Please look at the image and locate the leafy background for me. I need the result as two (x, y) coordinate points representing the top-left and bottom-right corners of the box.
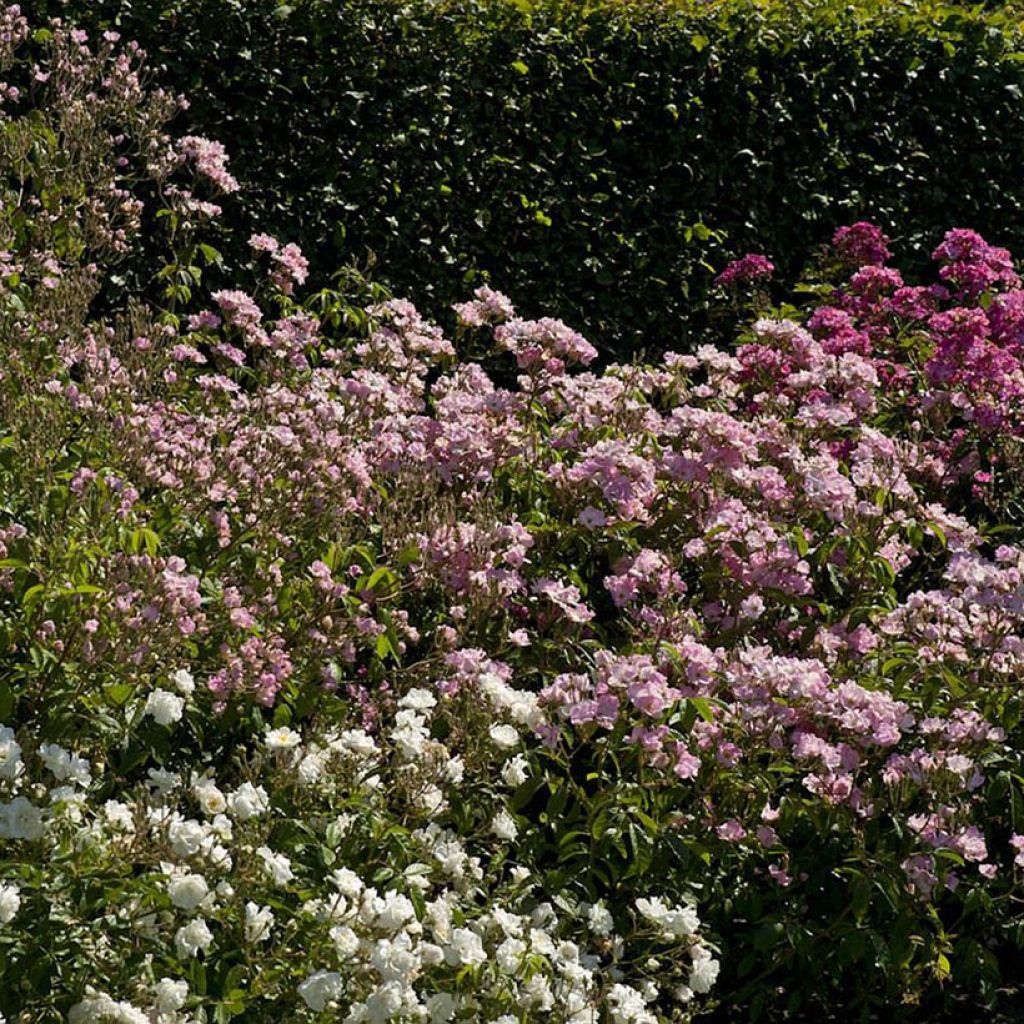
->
(45, 0), (1024, 355)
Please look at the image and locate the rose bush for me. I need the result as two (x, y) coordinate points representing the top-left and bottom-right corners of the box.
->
(4, 8), (1024, 1023)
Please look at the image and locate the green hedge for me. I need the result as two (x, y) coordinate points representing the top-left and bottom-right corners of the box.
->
(46, 0), (1024, 354)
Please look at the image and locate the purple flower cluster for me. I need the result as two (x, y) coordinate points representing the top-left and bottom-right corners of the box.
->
(715, 252), (775, 288)
(832, 221), (891, 268)
(933, 227), (1020, 299)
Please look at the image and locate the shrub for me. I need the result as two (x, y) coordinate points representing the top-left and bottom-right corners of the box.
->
(7, 8), (1024, 1023)
(36, 0), (1024, 356)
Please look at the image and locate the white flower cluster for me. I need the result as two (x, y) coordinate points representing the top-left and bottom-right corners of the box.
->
(68, 978), (189, 1024)
(0, 882), (20, 924)
(0, 674), (718, 1023)
(0, 732), (92, 840)
(296, 878), (713, 1023)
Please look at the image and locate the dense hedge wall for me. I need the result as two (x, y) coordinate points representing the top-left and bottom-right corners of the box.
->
(47, 0), (1024, 354)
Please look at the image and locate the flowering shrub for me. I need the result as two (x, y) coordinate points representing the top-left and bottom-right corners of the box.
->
(3, 692), (718, 1022)
(5, 9), (1024, 1023)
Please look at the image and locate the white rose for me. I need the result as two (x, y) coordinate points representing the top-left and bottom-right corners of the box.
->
(148, 768), (181, 793)
(501, 754), (529, 788)
(330, 867), (363, 899)
(330, 924), (359, 957)
(522, 973), (554, 1011)
(50, 786), (87, 822)
(167, 873), (209, 911)
(297, 748), (327, 785)
(227, 782), (269, 821)
(373, 891), (415, 933)
(587, 901), (614, 936)
(674, 984), (695, 1004)
(153, 978), (188, 1013)
(69, 993), (149, 1024)
(390, 709), (429, 760)
(426, 992), (457, 1023)
(496, 936), (527, 972)
(265, 726), (301, 751)
(298, 970), (343, 1012)
(256, 846), (293, 887)
(417, 784), (445, 814)
(103, 800), (135, 832)
(171, 668), (196, 695)
(488, 724), (519, 749)
(689, 948), (720, 994)
(145, 688), (185, 726)
(39, 743), (91, 786)
(491, 809), (519, 842)
(420, 942), (445, 966)
(445, 927), (487, 967)
(174, 917), (213, 958)
(211, 813), (234, 839)
(490, 907), (523, 938)
(335, 729), (377, 758)
(205, 839), (232, 873)
(364, 980), (405, 1018)
(636, 895), (699, 939)
(398, 688), (436, 711)
(0, 726), (23, 780)
(192, 781), (227, 816)
(244, 901), (274, 943)
(0, 882), (20, 923)
(0, 797), (45, 841)
(38, 742), (70, 777)
(168, 818), (205, 857)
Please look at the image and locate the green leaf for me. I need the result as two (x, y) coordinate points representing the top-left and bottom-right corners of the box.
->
(104, 684), (134, 708)
(366, 566), (396, 591)
(688, 697), (716, 723)
(199, 243), (223, 266)
(375, 631), (396, 662)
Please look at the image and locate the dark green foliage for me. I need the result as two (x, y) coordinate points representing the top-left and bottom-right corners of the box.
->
(45, 0), (1024, 354)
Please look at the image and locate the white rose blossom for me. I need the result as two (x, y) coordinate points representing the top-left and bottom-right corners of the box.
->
(144, 689), (185, 727)
(0, 882), (20, 924)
